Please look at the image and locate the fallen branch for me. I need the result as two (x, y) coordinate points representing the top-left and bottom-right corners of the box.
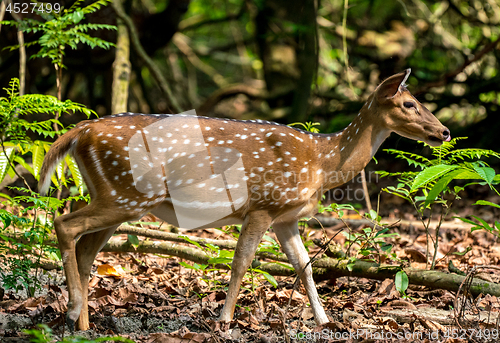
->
(306, 216), (472, 231)
(102, 237), (500, 297)
(114, 225), (290, 262)
(311, 258), (500, 297)
(116, 224), (237, 249)
(102, 238), (291, 274)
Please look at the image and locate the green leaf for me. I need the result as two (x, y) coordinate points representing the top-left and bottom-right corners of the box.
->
(452, 170), (482, 180)
(452, 247), (472, 256)
(474, 200), (500, 209)
(207, 257), (233, 265)
(0, 209), (13, 228)
(470, 215), (493, 231)
(65, 155), (83, 195)
(454, 216), (478, 226)
(181, 236), (203, 250)
(127, 234), (139, 245)
(375, 227), (389, 237)
(368, 209), (378, 221)
(72, 11), (84, 23)
(55, 159), (65, 186)
(262, 234), (277, 244)
(179, 261), (200, 270)
(411, 164), (458, 192)
(204, 243), (220, 252)
(13, 155), (34, 176)
(380, 244), (393, 252)
(395, 270), (409, 294)
(424, 168), (466, 207)
(0, 147), (15, 184)
(31, 141), (46, 180)
(218, 250), (234, 258)
(472, 164), (496, 185)
(253, 269), (278, 288)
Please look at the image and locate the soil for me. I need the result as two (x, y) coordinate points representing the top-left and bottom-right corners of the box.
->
(0, 182), (499, 342)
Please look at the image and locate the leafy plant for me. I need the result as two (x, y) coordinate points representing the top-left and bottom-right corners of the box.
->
(2, 0), (116, 101)
(378, 137), (500, 269)
(179, 227), (278, 291)
(0, 78), (92, 194)
(395, 270), (409, 298)
(318, 202), (400, 265)
(456, 200), (500, 236)
(0, 186), (88, 296)
(289, 121), (321, 133)
(0, 78), (93, 295)
(25, 324), (134, 342)
(0, 0), (115, 317)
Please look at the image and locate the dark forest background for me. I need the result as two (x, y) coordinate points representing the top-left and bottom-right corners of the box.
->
(1, 0), (499, 157)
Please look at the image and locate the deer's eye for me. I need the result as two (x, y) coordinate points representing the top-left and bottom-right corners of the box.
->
(403, 101), (416, 109)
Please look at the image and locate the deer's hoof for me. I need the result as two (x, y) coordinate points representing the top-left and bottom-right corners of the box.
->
(66, 316), (76, 333)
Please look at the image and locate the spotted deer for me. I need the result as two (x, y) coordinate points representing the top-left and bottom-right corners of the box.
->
(39, 69), (450, 330)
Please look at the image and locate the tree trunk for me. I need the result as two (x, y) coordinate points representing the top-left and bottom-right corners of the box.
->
(111, 8), (131, 115)
(254, 0), (318, 123)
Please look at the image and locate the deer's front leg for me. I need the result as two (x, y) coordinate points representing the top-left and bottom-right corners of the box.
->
(219, 211), (273, 322)
(273, 220), (329, 325)
(75, 226), (118, 331)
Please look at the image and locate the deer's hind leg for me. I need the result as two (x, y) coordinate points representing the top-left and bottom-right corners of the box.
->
(54, 201), (138, 331)
(75, 225), (118, 330)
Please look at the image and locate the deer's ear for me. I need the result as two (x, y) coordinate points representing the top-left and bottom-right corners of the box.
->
(376, 69), (411, 99)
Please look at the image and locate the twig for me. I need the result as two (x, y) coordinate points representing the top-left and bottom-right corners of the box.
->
(360, 169), (372, 211)
(454, 265), (500, 329)
(431, 205), (446, 269)
(17, 30), (26, 96)
(5, 230), (500, 298)
(342, 0), (356, 99)
(418, 36), (500, 92)
(126, 223), (292, 260)
(172, 33), (228, 87)
(179, 6), (245, 32)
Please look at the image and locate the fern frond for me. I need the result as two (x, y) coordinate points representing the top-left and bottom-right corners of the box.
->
(444, 148), (500, 163)
(383, 149), (431, 167)
(66, 0), (86, 13)
(81, 0), (112, 14)
(429, 137), (467, 158)
(71, 23), (117, 32)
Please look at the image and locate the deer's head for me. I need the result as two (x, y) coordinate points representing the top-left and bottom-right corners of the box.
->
(373, 69), (450, 146)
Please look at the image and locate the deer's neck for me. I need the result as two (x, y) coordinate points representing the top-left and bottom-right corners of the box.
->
(319, 107), (390, 189)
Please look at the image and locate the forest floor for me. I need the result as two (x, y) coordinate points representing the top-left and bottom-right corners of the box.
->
(1, 187), (500, 343)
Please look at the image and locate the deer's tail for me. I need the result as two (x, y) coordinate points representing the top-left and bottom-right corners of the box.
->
(38, 125), (85, 195)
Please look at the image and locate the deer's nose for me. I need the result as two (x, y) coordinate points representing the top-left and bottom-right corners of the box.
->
(443, 128), (451, 142)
